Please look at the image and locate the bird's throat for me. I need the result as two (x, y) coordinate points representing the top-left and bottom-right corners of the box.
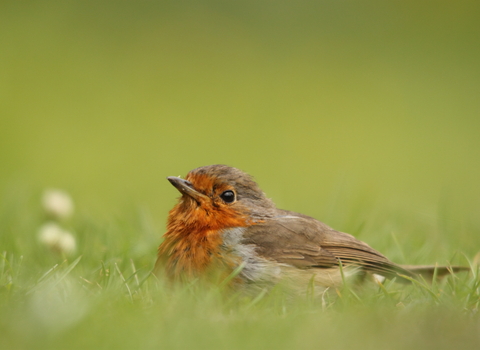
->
(157, 226), (224, 279)
(156, 204), (249, 279)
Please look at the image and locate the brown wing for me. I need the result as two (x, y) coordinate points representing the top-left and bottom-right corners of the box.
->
(242, 210), (414, 280)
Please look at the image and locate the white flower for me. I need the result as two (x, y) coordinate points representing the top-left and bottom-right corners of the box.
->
(38, 222), (77, 255)
(372, 274), (386, 284)
(42, 189), (74, 219)
(57, 231), (76, 255)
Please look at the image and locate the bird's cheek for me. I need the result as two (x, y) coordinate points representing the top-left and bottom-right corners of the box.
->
(220, 207), (251, 227)
(181, 195), (205, 209)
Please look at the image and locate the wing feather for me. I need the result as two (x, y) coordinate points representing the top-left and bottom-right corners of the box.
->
(242, 211), (413, 280)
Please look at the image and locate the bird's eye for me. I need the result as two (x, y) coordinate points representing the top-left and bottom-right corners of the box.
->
(220, 190), (235, 203)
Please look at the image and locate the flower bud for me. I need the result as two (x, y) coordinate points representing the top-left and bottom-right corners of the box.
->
(38, 222), (77, 255)
(42, 189), (74, 219)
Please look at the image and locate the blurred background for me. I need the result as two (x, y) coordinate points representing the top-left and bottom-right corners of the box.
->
(1, 0), (479, 256)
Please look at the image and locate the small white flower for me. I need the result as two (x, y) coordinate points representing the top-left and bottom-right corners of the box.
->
(42, 189), (74, 219)
(38, 222), (63, 244)
(57, 231), (77, 255)
(372, 274), (386, 284)
(38, 222), (77, 255)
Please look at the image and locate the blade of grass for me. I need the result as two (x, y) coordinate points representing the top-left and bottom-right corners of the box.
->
(50, 255), (82, 289)
(246, 288), (269, 310)
(115, 262), (133, 302)
(338, 261), (361, 303)
(397, 273), (439, 303)
(218, 262), (246, 290)
(130, 259), (140, 287)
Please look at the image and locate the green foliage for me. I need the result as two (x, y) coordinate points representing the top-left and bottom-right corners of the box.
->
(1, 193), (480, 350)
(1, 0), (480, 348)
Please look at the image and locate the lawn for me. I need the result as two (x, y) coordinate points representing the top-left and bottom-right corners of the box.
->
(1, 187), (479, 350)
(1, 1), (480, 349)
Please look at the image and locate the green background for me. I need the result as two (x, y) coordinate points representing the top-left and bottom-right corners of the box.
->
(1, 1), (480, 349)
(2, 0), (479, 219)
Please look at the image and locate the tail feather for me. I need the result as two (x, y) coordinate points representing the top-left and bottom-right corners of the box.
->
(400, 265), (470, 279)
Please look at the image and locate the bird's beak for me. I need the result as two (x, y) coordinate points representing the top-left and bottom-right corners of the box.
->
(167, 176), (208, 202)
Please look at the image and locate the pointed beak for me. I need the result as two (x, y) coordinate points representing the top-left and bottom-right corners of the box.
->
(167, 176), (208, 202)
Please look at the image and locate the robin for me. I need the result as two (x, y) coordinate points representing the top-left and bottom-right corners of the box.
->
(155, 165), (467, 293)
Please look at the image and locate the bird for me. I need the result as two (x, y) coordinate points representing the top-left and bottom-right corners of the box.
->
(155, 164), (468, 294)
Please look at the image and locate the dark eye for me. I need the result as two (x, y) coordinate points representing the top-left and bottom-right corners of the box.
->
(220, 190), (235, 203)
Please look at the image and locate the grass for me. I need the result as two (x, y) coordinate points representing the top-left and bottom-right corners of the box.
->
(1, 1), (480, 348)
(1, 190), (479, 350)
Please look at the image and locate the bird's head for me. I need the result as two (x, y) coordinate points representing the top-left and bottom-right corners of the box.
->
(166, 165), (276, 231)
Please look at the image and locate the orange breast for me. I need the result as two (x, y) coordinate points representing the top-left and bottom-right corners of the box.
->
(159, 230), (223, 277)
(155, 199), (250, 280)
